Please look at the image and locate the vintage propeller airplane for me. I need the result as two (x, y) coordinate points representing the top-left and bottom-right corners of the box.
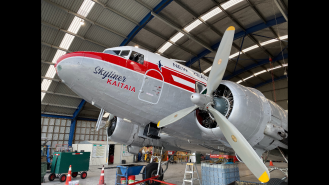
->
(55, 26), (287, 183)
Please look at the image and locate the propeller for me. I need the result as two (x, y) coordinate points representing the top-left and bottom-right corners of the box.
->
(157, 26), (270, 183)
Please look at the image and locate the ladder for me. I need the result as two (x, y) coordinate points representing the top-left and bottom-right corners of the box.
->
(182, 163), (201, 185)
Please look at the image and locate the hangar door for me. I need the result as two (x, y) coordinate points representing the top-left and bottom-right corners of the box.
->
(138, 69), (164, 104)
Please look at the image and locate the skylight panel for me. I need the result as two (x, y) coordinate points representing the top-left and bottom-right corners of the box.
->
(59, 34), (75, 50)
(51, 50), (67, 64)
(267, 65), (281, 71)
(229, 52), (240, 59)
(279, 35), (288, 40)
(67, 17), (83, 34)
(201, 7), (222, 21)
(244, 75), (254, 81)
(254, 70), (266, 76)
(103, 112), (110, 118)
(282, 63), (288, 67)
(222, 0), (244, 10)
(242, 45), (259, 53)
(158, 42), (172, 53)
(260, 39), (278, 46)
(77, 0), (95, 17)
(170, 32), (184, 43)
(184, 19), (202, 32)
(236, 80), (242, 83)
(203, 66), (212, 74)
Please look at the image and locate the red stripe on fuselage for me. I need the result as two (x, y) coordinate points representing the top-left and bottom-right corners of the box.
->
(56, 52), (206, 92)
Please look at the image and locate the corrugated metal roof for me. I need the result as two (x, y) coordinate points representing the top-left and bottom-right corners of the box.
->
(43, 105), (76, 116)
(49, 0), (83, 12)
(84, 25), (125, 48)
(42, 1), (70, 29)
(105, 0), (151, 22)
(52, 82), (79, 96)
(43, 94), (82, 108)
(159, 1), (194, 28)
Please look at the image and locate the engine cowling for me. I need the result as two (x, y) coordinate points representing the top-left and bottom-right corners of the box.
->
(195, 80), (288, 148)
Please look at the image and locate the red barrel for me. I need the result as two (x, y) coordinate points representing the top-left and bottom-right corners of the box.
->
(128, 175), (135, 184)
(121, 177), (126, 184)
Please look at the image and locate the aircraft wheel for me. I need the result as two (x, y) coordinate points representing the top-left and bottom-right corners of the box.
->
(267, 178), (288, 185)
(142, 163), (163, 185)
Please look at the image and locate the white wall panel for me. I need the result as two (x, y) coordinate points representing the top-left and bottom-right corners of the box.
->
(73, 120), (106, 144)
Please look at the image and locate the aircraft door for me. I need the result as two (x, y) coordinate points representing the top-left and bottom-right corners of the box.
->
(138, 69), (164, 104)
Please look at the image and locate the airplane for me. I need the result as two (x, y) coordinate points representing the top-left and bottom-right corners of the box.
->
(54, 26), (288, 184)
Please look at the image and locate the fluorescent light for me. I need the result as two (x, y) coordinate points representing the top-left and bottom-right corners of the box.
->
(279, 35), (288, 40)
(201, 7), (222, 21)
(80, 20), (84, 25)
(236, 80), (242, 84)
(170, 32), (184, 43)
(134, 45), (139, 48)
(242, 45), (259, 52)
(184, 19), (202, 32)
(282, 63), (288, 67)
(158, 42), (172, 53)
(222, 0), (244, 9)
(203, 67), (212, 74)
(268, 65), (281, 71)
(254, 70), (266, 76)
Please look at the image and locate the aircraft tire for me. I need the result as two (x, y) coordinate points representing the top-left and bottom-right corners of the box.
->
(267, 178), (288, 185)
(142, 163), (164, 185)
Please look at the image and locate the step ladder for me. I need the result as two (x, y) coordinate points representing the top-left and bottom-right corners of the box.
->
(182, 163), (201, 185)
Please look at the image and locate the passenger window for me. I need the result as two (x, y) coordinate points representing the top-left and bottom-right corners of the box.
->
(104, 50), (121, 55)
(120, 50), (130, 57)
(129, 51), (144, 65)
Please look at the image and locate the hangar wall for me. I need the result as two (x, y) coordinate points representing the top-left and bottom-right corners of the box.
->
(256, 79), (288, 110)
(41, 117), (71, 155)
(73, 120), (107, 144)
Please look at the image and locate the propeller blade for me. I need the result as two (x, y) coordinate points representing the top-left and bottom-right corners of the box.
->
(207, 106), (270, 183)
(157, 105), (198, 128)
(206, 26), (235, 96)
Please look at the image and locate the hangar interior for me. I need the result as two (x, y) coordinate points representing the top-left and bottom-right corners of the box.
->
(41, 0), (288, 184)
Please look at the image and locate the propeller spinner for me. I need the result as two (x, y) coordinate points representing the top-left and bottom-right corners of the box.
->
(157, 26), (270, 183)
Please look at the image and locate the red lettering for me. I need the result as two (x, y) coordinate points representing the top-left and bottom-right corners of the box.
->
(107, 79), (112, 84)
(124, 85), (129, 90)
(120, 83), (124, 88)
(131, 87), (135, 92)
(112, 81), (117, 86)
(118, 82), (120, 87)
(129, 86), (131, 90)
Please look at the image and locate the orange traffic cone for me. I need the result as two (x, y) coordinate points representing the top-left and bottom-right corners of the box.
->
(97, 165), (106, 185)
(269, 160), (274, 166)
(65, 165), (72, 185)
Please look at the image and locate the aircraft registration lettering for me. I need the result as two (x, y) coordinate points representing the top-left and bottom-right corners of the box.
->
(193, 71), (208, 81)
(107, 79), (135, 92)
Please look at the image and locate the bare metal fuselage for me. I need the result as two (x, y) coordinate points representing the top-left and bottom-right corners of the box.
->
(56, 46), (287, 158)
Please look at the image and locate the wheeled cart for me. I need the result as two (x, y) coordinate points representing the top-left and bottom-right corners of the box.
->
(48, 151), (90, 182)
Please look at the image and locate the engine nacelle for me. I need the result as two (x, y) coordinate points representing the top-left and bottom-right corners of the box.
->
(108, 117), (163, 148)
(195, 80), (288, 148)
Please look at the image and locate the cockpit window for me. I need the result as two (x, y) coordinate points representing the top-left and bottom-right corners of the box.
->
(104, 50), (121, 55)
(129, 51), (144, 65)
(120, 50), (130, 56)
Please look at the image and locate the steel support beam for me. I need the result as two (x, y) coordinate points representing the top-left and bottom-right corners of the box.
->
(41, 114), (73, 119)
(41, 60), (55, 65)
(76, 117), (98, 122)
(253, 75), (288, 88)
(41, 103), (77, 109)
(41, 90), (81, 99)
(185, 16), (286, 66)
(41, 76), (61, 82)
(42, 21), (108, 48)
(150, 11), (215, 52)
(42, 0), (127, 38)
(120, 0), (173, 46)
(274, 0), (288, 22)
(223, 53), (287, 80)
(42, 41), (72, 53)
(68, 100), (86, 146)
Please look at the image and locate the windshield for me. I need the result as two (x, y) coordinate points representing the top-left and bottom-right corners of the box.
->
(104, 50), (121, 55)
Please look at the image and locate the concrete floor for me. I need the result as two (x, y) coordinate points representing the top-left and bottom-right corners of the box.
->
(42, 162), (287, 185)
